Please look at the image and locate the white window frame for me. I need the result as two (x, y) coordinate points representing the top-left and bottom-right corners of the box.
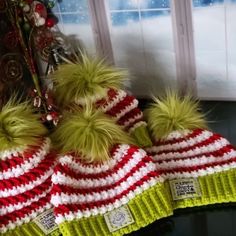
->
(87, 0), (197, 96)
(88, 0), (114, 63)
(171, 0), (197, 96)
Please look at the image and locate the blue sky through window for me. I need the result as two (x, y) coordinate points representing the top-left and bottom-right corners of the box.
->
(193, 0), (236, 7)
(52, 0), (236, 25)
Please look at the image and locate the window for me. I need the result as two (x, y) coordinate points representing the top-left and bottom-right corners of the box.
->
(107, 0), (177, 97)
(53, 0), (236, 100)
(192, 0), (236, 99)
(52, 0), (96, 54)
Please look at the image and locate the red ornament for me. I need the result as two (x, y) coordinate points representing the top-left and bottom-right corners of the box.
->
(45, 18), (55, 28)
(35, 3), (44, 13)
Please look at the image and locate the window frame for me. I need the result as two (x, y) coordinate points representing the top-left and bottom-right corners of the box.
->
(88, 0), (233, 99)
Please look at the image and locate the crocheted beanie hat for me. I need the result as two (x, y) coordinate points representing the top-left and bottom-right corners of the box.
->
(50, 53), (152, 148)
(0, 98), (60, 236)
(145, 91), (236, 210)
(50, 105), (172, 236)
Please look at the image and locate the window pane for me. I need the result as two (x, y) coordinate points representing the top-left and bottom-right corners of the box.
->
(140, 10), (176, 94)
(193, 0), (236, 99)
(109, 0), (139, 10)
(141, 10), (171, 19)
(109, 11), (146, 84)
(50, 1), (60, 13)
(193, 0), (224, 7)
(58, 0), (88, 13)
(111, 12), (140, 26)
(108, 2), (176, 97)
(227, 2), (236, 81)
(193, 3), (229, 98)
(109, 0), (170, 10)
(140, 0), (171, 9)
(52, 0), (95, 54)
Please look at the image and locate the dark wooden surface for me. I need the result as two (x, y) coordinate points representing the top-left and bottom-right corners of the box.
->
(127, 205), (236, 236)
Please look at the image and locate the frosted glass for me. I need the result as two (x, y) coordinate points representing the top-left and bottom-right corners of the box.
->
(109, 0), (139, 10)
(140, 10), (176, 94)
(193, 5), (228, 98)
(139, 0), (170, 9)
(58, 0), (88, 13)
(108, 1), (176, 97)
(109, 11), (146, 83)
(52, 0), (96, 54)
(193, 1), (236, 99)
(193, 0), (224, 7)
(227, 3), (236, 82)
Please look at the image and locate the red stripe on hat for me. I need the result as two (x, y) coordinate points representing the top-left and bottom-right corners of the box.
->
(0, 141), (44, 172)
(0, 177), (51, 208)
(155, 144), (235, 164)
(155, 132), (225, 156)
(67, 144), (133, 168)
(52, 159), (157, 195)
(0, 154), (55, 191)
(106, 89), (120, 103)
(126, 118), (144, 131)
(55, 147), (150, 179)
(0, 195), (50, 227)
(105, 94), (135, 118)
(159, 157), (236, 174)
(117, 108), (143, 126)
(154, 129), (205, 147)
(68, 144), (121, 167)
(95, 89), (119, 108)
(53, 174), (156, 216)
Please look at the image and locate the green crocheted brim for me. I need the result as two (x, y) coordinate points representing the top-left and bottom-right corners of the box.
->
(166, 169), (236, 210)
(2, 219), (61, 236)
(59, 182), (173, 236)
(130, 124), (153, 148)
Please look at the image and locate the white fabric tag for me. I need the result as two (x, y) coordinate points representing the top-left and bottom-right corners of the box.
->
(104, 205), (135, 232)
(169, 178), (201, 200)
(33, 208), (58, 235)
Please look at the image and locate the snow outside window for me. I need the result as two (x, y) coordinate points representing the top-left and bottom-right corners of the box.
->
(107, 0), (177, 97)
(193, 0), (236, 99)
(52, 0), (236, 100)
(52, 0), (96, 54)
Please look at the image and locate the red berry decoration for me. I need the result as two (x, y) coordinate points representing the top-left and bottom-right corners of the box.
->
(35, 3), (44, 13)
(45, 17), (55, 28)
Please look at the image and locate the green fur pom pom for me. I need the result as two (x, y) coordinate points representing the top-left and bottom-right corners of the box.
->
(51, 53), (129, 108)
(0, 98), (48, 152)
(130, 124), (153, 147)
(145, 91), (207, 140)
(51, 105), (135, 163)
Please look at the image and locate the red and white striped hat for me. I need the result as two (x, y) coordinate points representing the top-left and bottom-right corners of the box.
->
(95, 88), (151, 147)
(0, 100), (60, 235)
(50, 54), (152, 148)
(145, 92), (236, 210)
(50, 107), (172, 236)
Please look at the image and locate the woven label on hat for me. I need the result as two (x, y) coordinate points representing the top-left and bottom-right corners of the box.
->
(169, 178), (201, 200)
(33, 208), (58, 235)
(104, 205), (135, 232)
